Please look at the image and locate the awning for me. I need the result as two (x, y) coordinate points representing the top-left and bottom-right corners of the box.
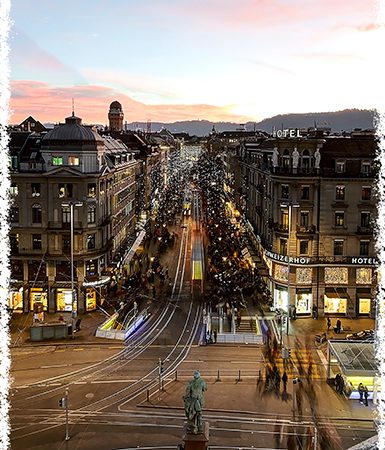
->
(121, 229), (146, 267)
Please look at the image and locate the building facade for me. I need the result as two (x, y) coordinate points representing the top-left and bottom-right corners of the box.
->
(240, 129), (377, 318)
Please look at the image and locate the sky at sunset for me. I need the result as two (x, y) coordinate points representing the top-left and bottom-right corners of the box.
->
(9, 0), (382, 125)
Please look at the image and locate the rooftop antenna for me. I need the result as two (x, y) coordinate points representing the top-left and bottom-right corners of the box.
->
(72, 98), (75, 117)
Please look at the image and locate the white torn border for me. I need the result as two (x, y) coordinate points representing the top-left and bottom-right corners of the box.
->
(375, 1), (385, 449)
(0, 1), (11, 449)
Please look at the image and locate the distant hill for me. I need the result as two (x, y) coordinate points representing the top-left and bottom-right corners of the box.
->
(43, 109), (375, 137)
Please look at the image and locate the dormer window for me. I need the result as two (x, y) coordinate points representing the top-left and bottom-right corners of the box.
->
(52, 156), (63, 166)
(10, 183), (18, 196)
(361, 161), (371, 175)
(87, 183), (96, 198)
(336, 160), (345, 173)
(68, 156), (79, 166)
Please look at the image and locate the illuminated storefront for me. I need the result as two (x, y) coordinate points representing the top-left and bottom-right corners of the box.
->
(357, 289), (371, 315)
(274, 284), (288, 312)
(295, 289), (312, 314)
(8, 286), (23, 311)
(29, 288), (48, 311)
(85, 289), (97, 311)
(324, 290), (347, 314)
(56, 289), (73, 312)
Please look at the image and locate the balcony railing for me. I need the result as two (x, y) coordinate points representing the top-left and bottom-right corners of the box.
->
(357, 226), (373, 234)
(296, 225), (316, 234)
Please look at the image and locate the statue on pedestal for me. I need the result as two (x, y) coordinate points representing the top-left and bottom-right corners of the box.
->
(272, 147), (279, 168)
(314, 148), (321, 169)
(183, 370), (207, 434)
(292, 147), (299, 169)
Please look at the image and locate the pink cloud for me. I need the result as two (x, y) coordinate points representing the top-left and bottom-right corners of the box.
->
(10, 80), (253, 125)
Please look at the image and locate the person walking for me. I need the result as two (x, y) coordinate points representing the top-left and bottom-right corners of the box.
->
(213, 329), (217, 343)
(335, 319), (342, 334)
(327, 317), (331, 332)
(282, 371), (288, 392)
(363, 385), (369, 406)
(358, 383), (364, 404)
(292, 306), (297, 320)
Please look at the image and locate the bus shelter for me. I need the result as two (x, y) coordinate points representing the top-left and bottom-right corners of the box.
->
(327, 339), (380, 403)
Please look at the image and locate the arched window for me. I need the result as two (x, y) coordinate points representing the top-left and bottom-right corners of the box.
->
(282, 149), (290, 168)
(301, 149), (310, 171)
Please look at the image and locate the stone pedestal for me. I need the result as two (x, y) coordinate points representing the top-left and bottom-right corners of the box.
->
(183, 422), (209, 450)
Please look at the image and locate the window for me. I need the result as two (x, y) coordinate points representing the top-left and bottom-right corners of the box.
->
(281, 209), (289, 228)
(335, 211), (344, 227)
(359, 240), (370, 256)
(10, 183), (18, 196)
(68, 156), (79, 166)
(282, 150), (290, 168)
(301, 150), (310, 170)
(362, 187), (371, 201)
(361, 161), (371, 174)
(31, 183), (41, 197)
(87, 234), (95, 250)
(87, 205), (96, 224)
(62, 206), (71, 223)
(58, 184), (73, 198)
(10, 234), (19, 254)
(52, 156), (63, 166)
(336, 161), (345, 173)
(335, 185), (345, 201)
(299, 240), (309, 255)
(32, 234), (42, 250)
(87, 183), (96, 198)
(279, 238), (287, 256)
(85, 259), (97, 277)
(361, 212), (371, 228)
(281, 184), (289, 199)
(300, 211), (309, 227)
(62, 235), (71, 253)
(300, 185), (310, 200)
(10, 206), (19, 223)
(333, 240), (344, 256)
(32, 204), (42, 224)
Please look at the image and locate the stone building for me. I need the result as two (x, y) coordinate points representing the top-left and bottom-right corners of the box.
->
(108, 100), (124, 131)
(9, 113), (141, 314)
(240, 128), (377, 318)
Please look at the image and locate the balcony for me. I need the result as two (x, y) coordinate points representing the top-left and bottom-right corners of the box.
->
(274, 223), (289, 233)
(357, 226), (373, 234)
(296, 225), (316, 234)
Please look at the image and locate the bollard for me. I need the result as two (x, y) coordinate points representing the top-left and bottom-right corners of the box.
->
(237, 369), (242, 382)
(216, 369), (221, 382)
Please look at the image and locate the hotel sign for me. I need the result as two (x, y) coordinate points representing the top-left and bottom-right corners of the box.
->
(264, 250), (378, 266)
(272, 129), (301, 138)
(265, 250), (310, 265)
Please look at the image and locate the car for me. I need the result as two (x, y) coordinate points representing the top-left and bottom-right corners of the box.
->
(346, 329), (375, 341)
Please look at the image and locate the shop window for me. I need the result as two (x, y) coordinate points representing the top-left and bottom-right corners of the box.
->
(10, 234), (19, 254)
(10, 206), (19, 223)
(52, 156), (63, 166)
(358, 298), (371, 314)
(10, 183), (18, 196)
(62, 206), (71, 224)
(356, 268), (372, 285)
(279, 238), (287, 256)
(299, 240), (309, 255)
(335, 185), (345, 201)
(324, 294), (347, 313)
(300, 211), (309, 227)
(296, 291), (312, 314)
(281, 184), (289, 199)
(32, 204), (42, 224)
(32, 234), (42, 250)
(87, 205), (96, 224)
(362, 186), (371, 201)
(300, 185), (310, 200)
(85, 259), (97, 277)
(360, 212), (371, 228)
(58, 183), (73, 198)
(274, 286), (289, 312)
(31, 183), (41, 197)
(87, 234), (95, 250)
(56, 289), (73, 312)
(68, 156), (79, 166)
(336, 160), (345, 173)
(359, 240), (370, 256)
(333, 240), (344, 256)
(8, 288), (23, 310)
(334, 211), (344, 227)
(29, 288), (48, 312)
(86, 289), (96, 311)
(87, 183), (96, 198)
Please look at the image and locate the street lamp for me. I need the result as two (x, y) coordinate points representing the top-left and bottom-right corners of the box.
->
(62, 201), (83, 323)
(280, 202), (299, 329)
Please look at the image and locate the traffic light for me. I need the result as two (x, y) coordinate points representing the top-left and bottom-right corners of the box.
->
(287, 348), (291, 358)
(59, 397), (66, 408)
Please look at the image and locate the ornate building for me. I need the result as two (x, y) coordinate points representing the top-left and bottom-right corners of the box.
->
(108, 100), (124, 131)
(240, 129), (377, 318)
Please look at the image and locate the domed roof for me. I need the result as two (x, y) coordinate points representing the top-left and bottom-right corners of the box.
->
(42, 114), (103, 143)
(109, 100), (122, 110)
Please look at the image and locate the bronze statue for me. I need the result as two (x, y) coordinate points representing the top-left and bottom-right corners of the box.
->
(183, 370), (207, 434)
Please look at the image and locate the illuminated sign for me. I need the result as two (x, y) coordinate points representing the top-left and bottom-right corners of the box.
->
(272, 129), (301, 138)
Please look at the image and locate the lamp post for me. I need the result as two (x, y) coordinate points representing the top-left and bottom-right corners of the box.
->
(62, 201), (83, 325)
(280, 202), (299, 333)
